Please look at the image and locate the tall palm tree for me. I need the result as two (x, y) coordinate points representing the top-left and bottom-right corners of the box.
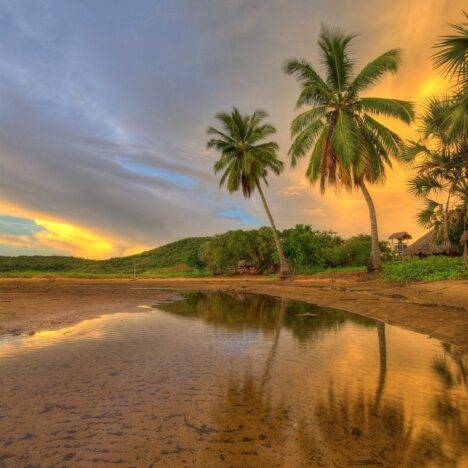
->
(207, 108), (290, 278)
(284, 25), (415, 271)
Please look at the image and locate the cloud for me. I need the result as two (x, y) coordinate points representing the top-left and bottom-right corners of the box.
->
(0, 0), (464, 257)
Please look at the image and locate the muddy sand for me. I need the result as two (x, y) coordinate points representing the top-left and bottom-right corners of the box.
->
(0, 275), (467, 352)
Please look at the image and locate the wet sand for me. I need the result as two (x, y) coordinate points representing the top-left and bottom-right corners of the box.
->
(0, 275), (467, 352)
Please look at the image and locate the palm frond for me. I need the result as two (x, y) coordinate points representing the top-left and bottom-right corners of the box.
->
(283, 59), (333, 105)
(318, 24), (356, 91)
(348, 49), (402, 95)
(432, 20), (468, 83)
(408, 174), (442, 198)
(288, 120), (324, 167)
(290, 107), (327, 136)
(305, 127), (327, 182)
(399, 140), (431, 165)
(361, 97), (415, 124)
(362, 115), (403, 156)
(331, 110), (358, 165)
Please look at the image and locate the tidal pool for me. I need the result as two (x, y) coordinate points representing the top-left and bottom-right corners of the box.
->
(0, 292), (466, 466)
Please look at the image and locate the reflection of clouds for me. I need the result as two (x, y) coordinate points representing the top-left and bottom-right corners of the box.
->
(0, 315), (124, 359)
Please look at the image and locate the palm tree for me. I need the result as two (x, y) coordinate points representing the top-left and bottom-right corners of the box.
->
(404, 126), (467, 253)
(207, 108), (290, 278)
(284, 25), (415, 271)
(432, 14), (468, 141)
(431, 15), (468, 262)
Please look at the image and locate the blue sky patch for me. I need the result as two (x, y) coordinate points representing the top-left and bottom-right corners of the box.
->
(0, 215), (43, 236)
(115, 158), (198, 189)
(218, 208), (261, 225)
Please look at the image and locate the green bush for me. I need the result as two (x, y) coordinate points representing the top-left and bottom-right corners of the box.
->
(383, 256), (466, 283)
(281, 225), (342, 271)
(200, 228), (276, 274)
(323, 235), (392, 268)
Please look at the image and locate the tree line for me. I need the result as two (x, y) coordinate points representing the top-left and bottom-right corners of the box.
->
(190, 225), (392, 275)
(207, 18), (467, 277)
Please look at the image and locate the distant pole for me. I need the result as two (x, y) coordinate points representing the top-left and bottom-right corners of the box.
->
(133, 258), (136, 280)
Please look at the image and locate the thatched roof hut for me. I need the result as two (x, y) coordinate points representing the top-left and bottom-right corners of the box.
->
(389, 231), (412, 241)
(406, 230), (448, 256)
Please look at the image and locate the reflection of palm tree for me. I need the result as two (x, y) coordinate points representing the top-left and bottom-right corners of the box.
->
(260, 297), (287, 392)
(301, 384), (457, 466)
(431, 344), (467, 459)
(374, 321), (387, 408)
(197, 298), (289, 465)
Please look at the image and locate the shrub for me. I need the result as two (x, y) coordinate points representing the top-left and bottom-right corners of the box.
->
(281, 225), (342, 272)
(383, 256), (466, 283)
(323, 235), (392, 268)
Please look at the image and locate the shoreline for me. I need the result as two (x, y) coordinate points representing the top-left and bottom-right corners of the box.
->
(0, 275), (467, 353)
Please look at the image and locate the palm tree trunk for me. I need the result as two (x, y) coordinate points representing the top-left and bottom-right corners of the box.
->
(359, 181), (382, 271)
(463, 201), (468, 269)
(442, 188), (453, 253)
(255, 179), (290, 278)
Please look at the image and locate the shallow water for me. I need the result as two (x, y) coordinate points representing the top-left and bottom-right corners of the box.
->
(0, 292), (466, 466)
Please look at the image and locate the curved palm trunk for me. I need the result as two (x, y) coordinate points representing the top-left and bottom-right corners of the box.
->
(359, 181), (382, 271)
(464, 201), (468, 269)
(442, 188), (453, 253)
(255, 179), (290, 279)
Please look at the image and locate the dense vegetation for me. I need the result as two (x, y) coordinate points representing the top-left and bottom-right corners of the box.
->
(383, 256), (465, 283)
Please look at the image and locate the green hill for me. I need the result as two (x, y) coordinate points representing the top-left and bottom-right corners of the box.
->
(0, 236), (209, 278)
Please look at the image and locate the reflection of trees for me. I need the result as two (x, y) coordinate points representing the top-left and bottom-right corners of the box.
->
(297, 335), (465, 466)
(430, 343), (467, 460)
(299, 384), (459, 466)
(201, 370), (289, 466)
(156, 291), (376, 344)
(196, 299), (289, 465)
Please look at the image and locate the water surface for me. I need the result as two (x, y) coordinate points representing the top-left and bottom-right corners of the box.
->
(0, 292), (466, 466)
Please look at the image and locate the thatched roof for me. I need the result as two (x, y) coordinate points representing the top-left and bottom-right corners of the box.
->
(406, 230), (448, 256)
(389, 231), (412, 240)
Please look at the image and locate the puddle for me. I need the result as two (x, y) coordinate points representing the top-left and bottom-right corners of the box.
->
(0, 291), (466, 466)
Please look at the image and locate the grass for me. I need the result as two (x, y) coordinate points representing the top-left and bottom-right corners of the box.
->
(382, 256), (466, 283)
(310, 265), (366, 275)
(0, 267), (211, 279)
(0, 236), (209, 278)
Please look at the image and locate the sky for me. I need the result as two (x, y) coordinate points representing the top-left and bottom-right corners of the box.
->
(0, 0), (464, 258)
